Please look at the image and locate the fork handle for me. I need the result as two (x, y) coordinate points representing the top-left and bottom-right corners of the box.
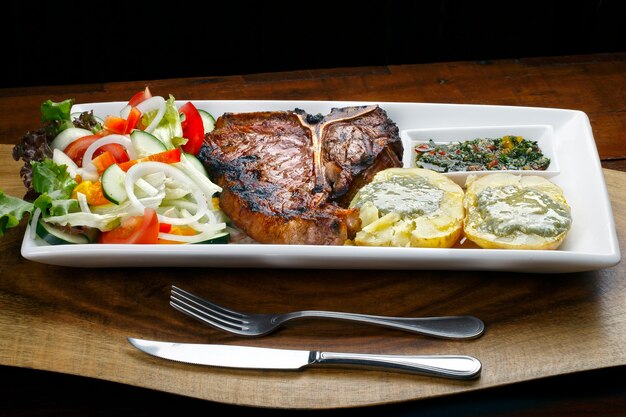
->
(312, 351), (481, 379)
(277, 312), (485, 339)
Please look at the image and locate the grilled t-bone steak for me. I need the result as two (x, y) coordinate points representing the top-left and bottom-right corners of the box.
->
(199, 105), (403, 245)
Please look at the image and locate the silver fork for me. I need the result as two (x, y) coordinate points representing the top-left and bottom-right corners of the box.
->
(170, 286), (484, 339)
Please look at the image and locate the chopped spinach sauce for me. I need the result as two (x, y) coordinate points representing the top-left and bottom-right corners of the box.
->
(352, 175), (444, 217)
(415, 136), (550, 172)
(475, 185), (571, 237)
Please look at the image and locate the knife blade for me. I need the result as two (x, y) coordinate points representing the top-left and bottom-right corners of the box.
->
(128, 338), (481, 379)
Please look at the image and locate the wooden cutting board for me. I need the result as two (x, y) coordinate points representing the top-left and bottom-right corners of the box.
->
(0, 145), (624, 409)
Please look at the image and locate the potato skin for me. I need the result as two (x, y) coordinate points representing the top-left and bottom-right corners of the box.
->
(349, 168), (465, 248)
(463, 174), (571, 250)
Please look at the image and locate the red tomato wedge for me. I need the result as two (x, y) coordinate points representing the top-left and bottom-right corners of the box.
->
(117, 148), (181, 172)
(179, 102), (204, 155)
(101, 143), (130, 164)
(128, 87), (152, 107)
(64, 134), (130, 167)
(99, 208), (159, 244)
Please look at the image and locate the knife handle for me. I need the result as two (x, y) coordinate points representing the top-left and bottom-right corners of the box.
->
(312, 351), (481, 379)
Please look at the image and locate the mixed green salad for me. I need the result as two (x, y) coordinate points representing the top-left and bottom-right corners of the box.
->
(1, 87), (229, 245)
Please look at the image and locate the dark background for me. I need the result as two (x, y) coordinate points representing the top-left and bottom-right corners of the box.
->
(3, 0), (624, 88)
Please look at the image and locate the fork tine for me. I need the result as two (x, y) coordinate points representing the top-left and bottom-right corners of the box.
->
(169, 294), (243, 324)
(170, 286), (254, 334)
(169, 298), (248, 333)
(171, 286), (247, 319)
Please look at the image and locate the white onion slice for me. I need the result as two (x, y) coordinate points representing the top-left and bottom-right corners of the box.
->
(179, 208), (223, 232)
(76, 167), (99, 183)
(156, 209), (225, 243)
(135, 178), (160, 197)
(119, 104), (131, 119)
(50, 128), (92, 151)
(81, 134), (136, 172)
(30, 208), (42, 240)
(135, 96), (166, 133)
(124, 162), (208, 226)
(157, 229), (223, 243)
(52, 149), (79, 179)
(195, 221), (226, 233)
(177, 153), (222, 197)
(77, 192), (91, 213)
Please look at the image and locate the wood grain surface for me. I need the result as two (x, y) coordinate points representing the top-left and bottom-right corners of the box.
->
(0, 160), (624, 409)
(1, 53), (624, 169)
(0, 53), (624, 410)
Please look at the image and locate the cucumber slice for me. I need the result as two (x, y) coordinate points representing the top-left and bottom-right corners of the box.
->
(198, 109), (216, 133)
(196, 231), (229, 244)
(183, 152), (209, 177)
(130, 130), (167, 158)
(101, 163), (128, 204)
(35, 220), (90, 245)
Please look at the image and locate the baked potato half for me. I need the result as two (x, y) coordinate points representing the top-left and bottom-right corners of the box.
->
(348, 168), (464, 248)
(463, 173), (572, 249)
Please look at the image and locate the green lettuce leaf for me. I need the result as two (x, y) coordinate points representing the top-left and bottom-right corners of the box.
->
(30, 159), (78, 218)
(41, 99), (73, 122)
(49, 199), (80, 216)
(32, 193), (52, 213)
(33, 194), (79, 217)
(171, 136), (188, 148)
(31, 159), (77, 199)
(41, 99), (74, 136)
(44, 212), (121, 231)
(149, 95), (183, 149)
(0, 191), (34, 237)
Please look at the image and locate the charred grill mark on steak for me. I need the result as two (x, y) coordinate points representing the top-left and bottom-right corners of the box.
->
(200, 105), (402, 245)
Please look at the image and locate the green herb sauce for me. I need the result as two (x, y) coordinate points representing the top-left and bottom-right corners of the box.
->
(415, 136), (550, 172)
(475, 185), (571, 237)
(351, 175), (444, 217)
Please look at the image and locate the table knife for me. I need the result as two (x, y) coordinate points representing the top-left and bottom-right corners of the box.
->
(128, 338), (481, 379)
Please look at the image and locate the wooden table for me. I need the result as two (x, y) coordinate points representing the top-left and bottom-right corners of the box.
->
(0, 53), (625, 415)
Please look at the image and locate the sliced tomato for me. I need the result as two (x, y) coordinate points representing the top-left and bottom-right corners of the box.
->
(159, 223), (172, 233)
(64, 134), (130, 167)
(63, 135), (103, 166)
(117, 148), (181, 172)
(128, 87), (152, 107)
(179, 102), (204, 155)
(104, 143), (131, 164)
(99, 208), (159, 244)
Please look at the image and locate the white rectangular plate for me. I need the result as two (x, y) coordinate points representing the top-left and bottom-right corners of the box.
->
(21, 100), (621, 273)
